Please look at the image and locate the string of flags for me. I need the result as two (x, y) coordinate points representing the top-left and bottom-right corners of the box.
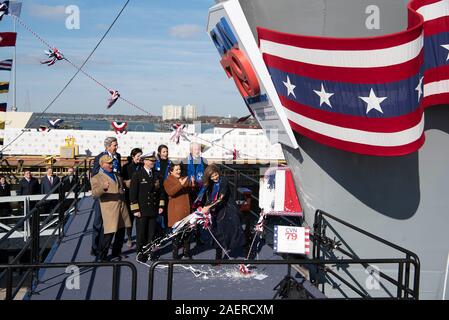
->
(0, 3), (147, 114)
(0, 1), (255, 160)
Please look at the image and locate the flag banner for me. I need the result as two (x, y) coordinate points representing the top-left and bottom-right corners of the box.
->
(111, 121), (128, 134)
(259, 167), (303, 217)
(0, 102), (6, 112)
(8, 1), (22, 17)
(258, 0), (449, 156)
(0, 81), (9, 93)
(0, 59), (12, 71)
(0, 32), (16, 47)
(0, 1), (21, 18)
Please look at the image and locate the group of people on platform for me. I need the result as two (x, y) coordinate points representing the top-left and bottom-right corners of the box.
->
(0, 167), (79, 216)
(90, 136), (246, 263)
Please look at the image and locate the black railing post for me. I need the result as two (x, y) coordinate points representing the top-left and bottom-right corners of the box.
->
(58, 183), (64, 240)
(413, 260), (420, 300)
(167, 262), (174, 300)
(30, 208), (40, 264)
(234, 171), (239, 200)
(397, 262), (404, 298)
(404, 254), (411, 298)
(29, 206), (41, 293)
(148, 262), (157, 300)
(111, 265), (119, 300)
(6, 267), (13, 300)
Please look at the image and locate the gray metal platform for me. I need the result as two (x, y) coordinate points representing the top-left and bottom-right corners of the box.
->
(28, 197), (321, 300)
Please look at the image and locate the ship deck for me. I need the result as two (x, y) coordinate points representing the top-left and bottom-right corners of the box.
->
(27, 197), (322, 300)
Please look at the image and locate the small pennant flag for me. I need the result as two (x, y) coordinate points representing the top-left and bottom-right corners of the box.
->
(0, 59), (12, 71)
(0, 1), (21, 19)
(0, 32), (16, 47)
(37, 126), (50, 132)
(48, 118), (64, 128)
(0, 82), (9, 93)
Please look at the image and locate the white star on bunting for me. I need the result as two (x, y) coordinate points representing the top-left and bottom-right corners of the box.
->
(415, 76), (424, 102)
(359, 88), (387, 114)
(442, 44), (449, 61)
(313, 83), (334, 108)
(283, 75), (296, 98)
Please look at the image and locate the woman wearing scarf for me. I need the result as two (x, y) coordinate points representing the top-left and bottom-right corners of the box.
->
(195, 164), (245, 261)
(182, 142), (208, 247)
(155, 144), (171, 234)
(122, 148), (143, 247)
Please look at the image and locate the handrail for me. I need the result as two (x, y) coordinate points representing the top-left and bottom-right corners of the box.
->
(315, 209), (420, 260)
(0, 261), (138, 300)
(148, 258), (419, 300)
(313, 209), (421, 299)
(0, 159), (89, 291)
(0, 160), (87, 243)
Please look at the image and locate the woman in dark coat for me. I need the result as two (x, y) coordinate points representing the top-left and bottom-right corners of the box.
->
(0, 176), (11, 217)
(122, 148), (143, 247)
(196, 164), (245, 260)
(164, 163), (192, 259)
(155, 144), (171, 234)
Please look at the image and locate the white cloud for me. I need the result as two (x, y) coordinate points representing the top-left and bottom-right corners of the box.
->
(28, 4), (67, 20)
(169, 24), (203, 39)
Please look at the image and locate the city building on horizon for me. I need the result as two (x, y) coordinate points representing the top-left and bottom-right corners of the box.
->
(162, 104), (197, 121)
(183, 104), (197, 121)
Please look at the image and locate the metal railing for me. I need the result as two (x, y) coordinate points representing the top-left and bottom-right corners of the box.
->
(147, 258), (419, 300)
(217, 164), (421, 299)
(0, 160), (89, 300)
(313, 209), (421, 299)
(0, 261), (137, 300)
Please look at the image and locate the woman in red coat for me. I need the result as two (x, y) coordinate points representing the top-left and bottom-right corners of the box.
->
(164, 163), (192, 259)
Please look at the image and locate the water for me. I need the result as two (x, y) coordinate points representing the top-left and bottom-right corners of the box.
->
(31, 118), (163, 132)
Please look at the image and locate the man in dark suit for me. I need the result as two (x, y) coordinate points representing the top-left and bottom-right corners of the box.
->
(18, 170), (40, 210)
(60, 167), (79, 215)
(19, 170), (40, 196)
(41, 168), (61, 194)
(91, 137), (122, 256)
(129, 151), (162, 262)
(41, 167), (61, 214)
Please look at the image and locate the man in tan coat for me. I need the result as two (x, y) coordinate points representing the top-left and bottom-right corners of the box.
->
(91, 155), (131, 261)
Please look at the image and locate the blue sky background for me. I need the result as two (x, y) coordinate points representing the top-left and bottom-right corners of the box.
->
(0, 0), (246, 116)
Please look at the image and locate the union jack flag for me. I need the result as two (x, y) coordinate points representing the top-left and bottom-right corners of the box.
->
(258, 0), (449, 156)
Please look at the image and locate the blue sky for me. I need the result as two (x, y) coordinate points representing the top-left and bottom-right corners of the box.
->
(0, 0), (246, 116)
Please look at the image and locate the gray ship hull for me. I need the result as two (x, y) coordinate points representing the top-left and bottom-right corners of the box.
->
(234, 0), (449, 299)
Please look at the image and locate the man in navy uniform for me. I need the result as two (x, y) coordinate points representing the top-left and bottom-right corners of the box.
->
(91, 137), (122, 256)
(129, 151), (163, 262)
